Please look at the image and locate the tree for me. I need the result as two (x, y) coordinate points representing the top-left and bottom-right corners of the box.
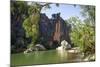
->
(80, 5), (95, 55)
(67, 15), (95, 55)
(80, 5), (95, 25)
(23, 2), (59, 48)
(23, 12), (40, 48)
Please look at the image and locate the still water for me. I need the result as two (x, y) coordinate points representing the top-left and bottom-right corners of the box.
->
(11, 50), (83, 66)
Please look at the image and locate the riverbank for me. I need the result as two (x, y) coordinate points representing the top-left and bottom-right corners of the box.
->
(83, 54), (95, 61)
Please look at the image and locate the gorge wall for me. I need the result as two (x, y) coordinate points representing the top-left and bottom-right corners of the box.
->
(11, 12), (72, 53)
(39, 13), (71, 49)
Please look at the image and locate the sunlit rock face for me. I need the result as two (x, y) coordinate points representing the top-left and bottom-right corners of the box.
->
(39, 13), (72, 49)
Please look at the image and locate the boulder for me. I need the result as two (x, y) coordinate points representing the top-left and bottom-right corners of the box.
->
(34, 44), (46, 51)
(56, 46), (64, 50)
(56, 40), (71, 50)
(24, 48), (33, 54)
(61, 40), (71, 50)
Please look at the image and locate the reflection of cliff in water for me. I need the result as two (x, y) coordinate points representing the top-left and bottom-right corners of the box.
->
(39, 13), (71, 49)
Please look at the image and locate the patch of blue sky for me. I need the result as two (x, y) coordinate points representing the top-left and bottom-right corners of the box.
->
(41, 4), (84, 20)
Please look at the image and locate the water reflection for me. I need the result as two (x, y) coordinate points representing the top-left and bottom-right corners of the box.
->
(11, 50), (83, 66)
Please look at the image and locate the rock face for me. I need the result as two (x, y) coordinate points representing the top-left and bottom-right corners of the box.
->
(39, 13), (71, 49)
(11, 12), (72, 53)
(39, 13), (54, 49)
(11, 10), (27, 53)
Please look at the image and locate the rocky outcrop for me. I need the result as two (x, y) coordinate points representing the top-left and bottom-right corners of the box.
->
(24, 44), (46, 54)
(11, 12), (72, 53)
(56, 40), (71, 51)
(24, 48), (33, 54)
(11, 10), (27, 53)
(39, 13), (72, 49)
(39, 13), (54, 49)
(34, 44), (46, 51)
(11, 1), (29, 53)
(61, 40), (71, 50)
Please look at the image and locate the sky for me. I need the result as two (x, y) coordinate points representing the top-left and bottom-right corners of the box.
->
(41, 4), (84, 20)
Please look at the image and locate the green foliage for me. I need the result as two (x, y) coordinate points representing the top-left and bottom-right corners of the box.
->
(23, 13), (40, 47)
(22, 2), (58, 48)
(80, 5), (95, 25)
(11, 1), (28, 18)
(67, 16), (95, 55)
(28, 3), (41, 15)
(66, 5), (95, 55)
(22, 2), (42, 48)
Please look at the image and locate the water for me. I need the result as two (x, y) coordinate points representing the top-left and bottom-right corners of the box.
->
(11, 50), (83, 66)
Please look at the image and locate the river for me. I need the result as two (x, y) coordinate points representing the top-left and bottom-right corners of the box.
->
(11, 50), (83, 66)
